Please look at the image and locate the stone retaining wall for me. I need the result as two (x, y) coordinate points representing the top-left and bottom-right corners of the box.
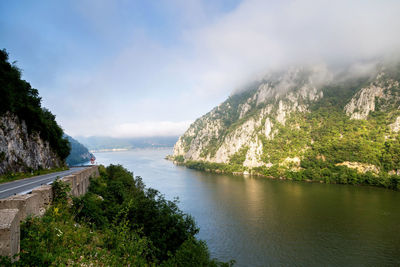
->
(0, 166), (99, 259)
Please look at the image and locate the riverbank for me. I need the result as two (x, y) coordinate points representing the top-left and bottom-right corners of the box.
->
(167, 156), (400, 190)
(93, 149), (400, 266)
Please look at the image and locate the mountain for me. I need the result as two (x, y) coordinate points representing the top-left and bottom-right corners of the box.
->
(173, 63), (400, 190)
(0, 49), (69, 175)
(65, 135), (93, 166)
(76, 136), (178, 151)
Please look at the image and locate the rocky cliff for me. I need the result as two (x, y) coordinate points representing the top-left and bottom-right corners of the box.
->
(0, 49), (69, 176)
(0, 113), (62, 174)
(173, 63), (400, 189)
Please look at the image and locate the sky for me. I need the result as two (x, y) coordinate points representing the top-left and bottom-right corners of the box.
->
(1, 0), (400, 138)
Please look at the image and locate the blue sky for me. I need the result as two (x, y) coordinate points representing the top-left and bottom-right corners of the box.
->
(1, 0), (400, 137)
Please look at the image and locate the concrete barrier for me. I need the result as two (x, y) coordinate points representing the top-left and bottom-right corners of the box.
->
(0, 209), (19, 259)
(0, 194), (40, 222)
(0, 166), (99, 259)
(60, 166), (99, 197)
(31, 185), (53, 216)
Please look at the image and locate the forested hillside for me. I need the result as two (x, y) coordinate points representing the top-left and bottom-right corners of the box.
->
(65, 135), (93, 166)
(0, 49), (69, 174)
(173, 63), (400, 190)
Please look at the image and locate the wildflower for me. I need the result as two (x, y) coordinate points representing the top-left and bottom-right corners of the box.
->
(53, 207), (59, 216)
(55, 227), (63, 237)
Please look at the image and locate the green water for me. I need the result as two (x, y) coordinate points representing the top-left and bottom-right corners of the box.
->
(94, 149), (400, 266)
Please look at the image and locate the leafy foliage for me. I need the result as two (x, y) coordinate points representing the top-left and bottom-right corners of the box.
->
(0, 49), (70, 160)
(229, 146), (249, 165)
(178, 68), (400, 190)
(65, 134), (93, 166)
(174, 155), (185, 163)
(52, 179), (71, 205)
(256, 103), (400, 190)
(185, 160), (246, 173)
(9, 165), (233, 266)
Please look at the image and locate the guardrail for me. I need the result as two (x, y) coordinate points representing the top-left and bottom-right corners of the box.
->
(0, 166), (99, 260)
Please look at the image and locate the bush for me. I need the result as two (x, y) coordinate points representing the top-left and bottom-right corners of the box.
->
(174, 155), (185, 163)
(12, 164), (232, 266)
(52, 179), (70, 205)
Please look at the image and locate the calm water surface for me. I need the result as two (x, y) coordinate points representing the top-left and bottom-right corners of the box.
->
(94, 149), (400, 266)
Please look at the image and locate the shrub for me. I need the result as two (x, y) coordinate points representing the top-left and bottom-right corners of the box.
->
(13, 165), (232, 266)
(51, 179), (70, 205)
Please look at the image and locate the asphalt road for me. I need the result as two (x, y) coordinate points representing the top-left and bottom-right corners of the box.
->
(0, 167), (88, 199)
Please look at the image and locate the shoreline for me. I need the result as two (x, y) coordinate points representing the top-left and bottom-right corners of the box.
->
(166, 156), (399, 191)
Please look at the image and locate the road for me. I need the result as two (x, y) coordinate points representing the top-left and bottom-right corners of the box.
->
(0, 167), (88, 199)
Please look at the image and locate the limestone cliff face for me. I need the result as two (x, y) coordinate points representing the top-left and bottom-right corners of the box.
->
(344, 73), (400, 119)
(174, 63), (400, 175)
(174, 67), (324, 168)
(0, 113), (62, 174)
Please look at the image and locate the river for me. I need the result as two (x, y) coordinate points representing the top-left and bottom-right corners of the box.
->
(93, 148), (400, 266)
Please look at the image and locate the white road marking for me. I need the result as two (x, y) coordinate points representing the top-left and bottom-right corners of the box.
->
(0, 170), (77, 194)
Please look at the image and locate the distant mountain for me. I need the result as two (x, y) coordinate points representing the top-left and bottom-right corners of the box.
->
(76, 136), (178, 151)
(65, 135), (93, 166)
(173, 62), (400, 190)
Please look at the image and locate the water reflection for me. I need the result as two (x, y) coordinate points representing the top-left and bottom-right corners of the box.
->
(94, 149), (400, 266)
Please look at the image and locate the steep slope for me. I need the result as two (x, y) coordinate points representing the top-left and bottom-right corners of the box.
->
(173, 63), (400, 189)
(0, 49), (69, 175)
(0, 113), (62, 174)
(65, 135), (93, 166)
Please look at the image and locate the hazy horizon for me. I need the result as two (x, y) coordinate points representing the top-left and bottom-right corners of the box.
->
(1, 0), (400, 138)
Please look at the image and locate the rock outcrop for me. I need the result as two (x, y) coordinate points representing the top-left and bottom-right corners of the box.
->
(335, 161), (379, 174)
(344, 73), (400, 119)
(173, 63), (400, 181)
(0, 113), (62, 175)
(174, 67), (325, 168)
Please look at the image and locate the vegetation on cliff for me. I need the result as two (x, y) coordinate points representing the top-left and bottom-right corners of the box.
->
(173, 64), (400, 190)
(0, 49), (70, 161)
(65, 135), (93, 166)
(3, 165), (232, 266)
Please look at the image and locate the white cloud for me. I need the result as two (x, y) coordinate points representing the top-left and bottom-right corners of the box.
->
(20, 0), (400, 138)
(177, 0), (400, 95)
